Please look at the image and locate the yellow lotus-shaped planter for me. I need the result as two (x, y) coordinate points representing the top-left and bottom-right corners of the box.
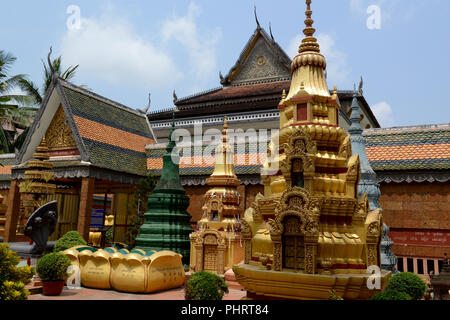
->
(63, 247), (185, 293)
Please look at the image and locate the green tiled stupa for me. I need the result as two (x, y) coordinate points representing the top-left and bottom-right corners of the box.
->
(135, 121), (193, 267)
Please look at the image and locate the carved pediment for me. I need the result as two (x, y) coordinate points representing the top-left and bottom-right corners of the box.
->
(226, 31), (291, 86)
(45, 105), (78, 152)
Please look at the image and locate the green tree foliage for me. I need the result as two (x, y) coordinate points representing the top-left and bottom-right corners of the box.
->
(0, 51), (37, 153)
(36, 252), (71, 281)
(18, 55), (79, 106)
(125, 174), (157, 246)
(0, 243), (35, 300)
(387, 272), (427, 300)
(185, 271), (229, 300)
(54, 231), (87, 252)
(370, 289), (412, 300)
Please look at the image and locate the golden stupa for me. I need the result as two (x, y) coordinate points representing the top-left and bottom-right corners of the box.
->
(232, 0), (391, 300)
(189, 117), (244, 274)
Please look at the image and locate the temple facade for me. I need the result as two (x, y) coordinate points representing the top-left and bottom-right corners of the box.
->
(189, 118), (244, 274)
(232, 0), (390, 300)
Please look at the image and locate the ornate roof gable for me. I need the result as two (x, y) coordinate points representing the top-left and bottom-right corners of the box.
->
(17, 77), (155, 177)
(221, 27), (292, 87)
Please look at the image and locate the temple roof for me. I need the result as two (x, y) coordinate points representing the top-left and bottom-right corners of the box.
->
(147, 123), (450, 185)
(364, 124), (450, 171)
(16, 77), (155, 179)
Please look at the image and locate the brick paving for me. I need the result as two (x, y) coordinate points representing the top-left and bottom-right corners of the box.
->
(28, 282), (246, 301)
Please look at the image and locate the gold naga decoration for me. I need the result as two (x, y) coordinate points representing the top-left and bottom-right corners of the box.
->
(63, 246), (185, 293)
(189, 117), (244, 274)
(232, 0), (391, 300)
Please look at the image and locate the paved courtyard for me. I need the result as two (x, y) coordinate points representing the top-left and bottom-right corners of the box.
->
(28, 283), (246, 300)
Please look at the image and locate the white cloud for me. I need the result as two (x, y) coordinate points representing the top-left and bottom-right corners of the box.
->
(161, 2), (221, 89)
(372, 101), (396, 127)
(287, 33), (351, 88)
(60, 10), (182, 90)
(350, 0), (365, 14)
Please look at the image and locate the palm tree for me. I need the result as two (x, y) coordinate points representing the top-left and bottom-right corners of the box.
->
(19, 55), (79, 105)
(0, 51), (37, 153)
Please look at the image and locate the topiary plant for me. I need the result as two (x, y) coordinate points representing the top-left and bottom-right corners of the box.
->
(387, 272), (426, 300)
(54, 230), (87, 252)
(370, 289), (412, 301)
(185, 271), (229, 300)
(36, 252), (71, 282)
(0, 244), (35, 300)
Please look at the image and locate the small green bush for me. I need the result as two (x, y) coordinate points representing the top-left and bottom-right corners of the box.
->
(54, 231), (86, 252)
(185, 271), (229, 300)
(0, 243), (35, 300)
(36, 252), (71, 281)
(370, 289), (412, 301)
(387, 272), (426, 300)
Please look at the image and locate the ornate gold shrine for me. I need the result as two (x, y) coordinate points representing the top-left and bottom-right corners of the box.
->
(232, 0), (391, 300)
(189, 118), (244, 274)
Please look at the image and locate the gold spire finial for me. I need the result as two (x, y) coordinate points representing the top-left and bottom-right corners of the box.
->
(222, 116), (228, 143)
(333, 85), (337, 95)
(282, 89), (286, 99)
(298, 0), (320, 54)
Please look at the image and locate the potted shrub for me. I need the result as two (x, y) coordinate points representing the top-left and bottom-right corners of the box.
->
(185, 271), (229, 300)
(370, 289), (412, 300)
(387, 272), (427, 300)
(36, 252), (71, 296)
(54, 231), (87, 252)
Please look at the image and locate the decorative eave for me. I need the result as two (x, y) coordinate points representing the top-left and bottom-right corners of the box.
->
(11, 163), (142, 185)
(375, 171), (450, 184)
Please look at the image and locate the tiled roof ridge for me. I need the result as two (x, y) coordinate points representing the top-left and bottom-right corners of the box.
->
(229, 77), (291, 87)
(364, 123), (450, 134)
(58, 77), (147, 119)
(147, 107), (177, 116)
(177, 87), (223, 104)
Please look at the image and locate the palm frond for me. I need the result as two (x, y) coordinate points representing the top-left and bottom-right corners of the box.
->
(0, 126), (13, 153)
(61, 64), (79, 81)
(1, 74), (28, 93)
(3, 94), (35, 106)
(18, 79), (42, 105)
(12, 126), (30, 152)
(0, 51), (17, 73)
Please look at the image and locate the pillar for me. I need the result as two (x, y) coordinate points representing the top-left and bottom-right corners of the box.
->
(4, 180), (21, 242)
(77, 177), (95, 241)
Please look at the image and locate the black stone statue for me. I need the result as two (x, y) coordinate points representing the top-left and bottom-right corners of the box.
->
(6, 201), (58, 258)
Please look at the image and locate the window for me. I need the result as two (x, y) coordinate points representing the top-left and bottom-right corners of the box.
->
(407, 258), (414, 272)
(427, 259), (435, 275)
(438, 260), (444, 274)
(397, 257), (404, 272)
(417, 259), (424, 274)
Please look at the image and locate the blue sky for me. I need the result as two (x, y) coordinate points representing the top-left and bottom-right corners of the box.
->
(1, 0), (449, 127)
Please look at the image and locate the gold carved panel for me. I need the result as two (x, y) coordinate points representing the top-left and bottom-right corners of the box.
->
(45, 105), (78, 151)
